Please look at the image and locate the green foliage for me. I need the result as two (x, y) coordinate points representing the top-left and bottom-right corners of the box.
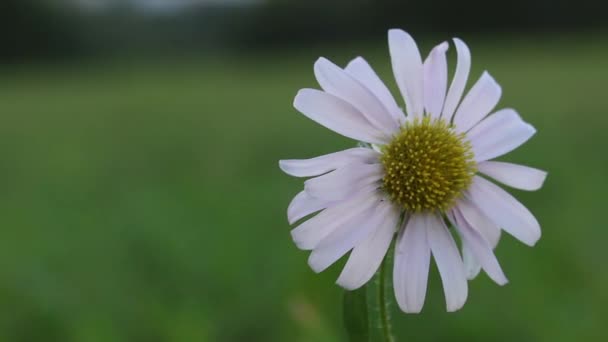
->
(343, 287), (370, 342)
(344, 247), (396, 342)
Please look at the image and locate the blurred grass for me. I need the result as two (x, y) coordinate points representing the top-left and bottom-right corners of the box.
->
(0, 33), (607, 341)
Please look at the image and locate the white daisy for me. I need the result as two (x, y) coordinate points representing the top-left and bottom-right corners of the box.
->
(280, 29), (546, 313)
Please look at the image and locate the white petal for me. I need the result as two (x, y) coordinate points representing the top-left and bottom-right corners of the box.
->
(308, 197), (385, 273)
(291, 187), (379, 250)
(455, 198), (501, 248)
(388, 29), (424, 118)
(442, 38), (471, 122)
(461, 241), (481, 280)
(451, 208), (508, 285)
(467, 108), (536, 162)
(345, 57), (405, 126)
(446, 208), (481, 280)
(336, 200), (399, 290)
(280, 147), (380, 178)
(453, 72), (502, 133)
(314, 58), (399, 134)
(294, 89), (389, 144)
(423, 41), (449, 118)
(477, 161), (547, 191)
(467, 176), (541, 246)
(426, 214), (468, 312)
(287, 190), (335, 225)
(393, 214), (431, 313)
(304, 163), (383, 201)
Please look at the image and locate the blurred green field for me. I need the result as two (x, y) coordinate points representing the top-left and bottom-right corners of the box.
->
(0, 34), (607, 341)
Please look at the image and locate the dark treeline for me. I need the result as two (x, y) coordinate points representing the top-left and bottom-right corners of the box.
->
(241, 0), (607, 47)
(1, 0), (606, 62)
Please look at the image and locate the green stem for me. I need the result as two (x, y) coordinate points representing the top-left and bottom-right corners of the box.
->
(378, 254), (395, 342)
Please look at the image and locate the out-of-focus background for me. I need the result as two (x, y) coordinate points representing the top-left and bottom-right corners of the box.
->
(1, 0), (607, 341)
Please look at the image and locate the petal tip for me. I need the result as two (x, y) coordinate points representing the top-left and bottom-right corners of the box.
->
(346, 56), (365, 68)
(522, 228), (542, 247)
(403, 307), (422, 314)
(307, 253), (326, 273)
(278, 160), (288, 172)
(496, 277), (509, 286)
(293, 89), (308, 109)
(314, 57), (335, 71)
(537, 170), (548, 187)
(314, 56), (329, 64)
(446, 294), (468, 312)
(336, 278), (359, 291)
(396, 297), (423, 314)
(446, 304), (464, 313)
(388, 28), (404, 36)
(388, 29), (415, 43)
(480, 71), (500, 87)
(291, 230), (312, 251)
(526, 123), (537, 136)
(530, 234), (541, 247)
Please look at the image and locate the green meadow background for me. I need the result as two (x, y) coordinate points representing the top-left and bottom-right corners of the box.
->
(2, 35), (607, 341)
(2, 4), (608, 340)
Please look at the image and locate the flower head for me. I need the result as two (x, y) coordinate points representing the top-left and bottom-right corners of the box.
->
(280, 29), (546, 313)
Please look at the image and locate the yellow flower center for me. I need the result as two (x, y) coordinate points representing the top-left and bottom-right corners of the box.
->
(380, 117), (476, 212)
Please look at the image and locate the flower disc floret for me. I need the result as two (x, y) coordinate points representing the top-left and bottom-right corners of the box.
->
(381, 117), (476, 212)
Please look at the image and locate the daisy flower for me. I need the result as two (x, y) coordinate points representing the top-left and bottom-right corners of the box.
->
(280, 29), (546, 313)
